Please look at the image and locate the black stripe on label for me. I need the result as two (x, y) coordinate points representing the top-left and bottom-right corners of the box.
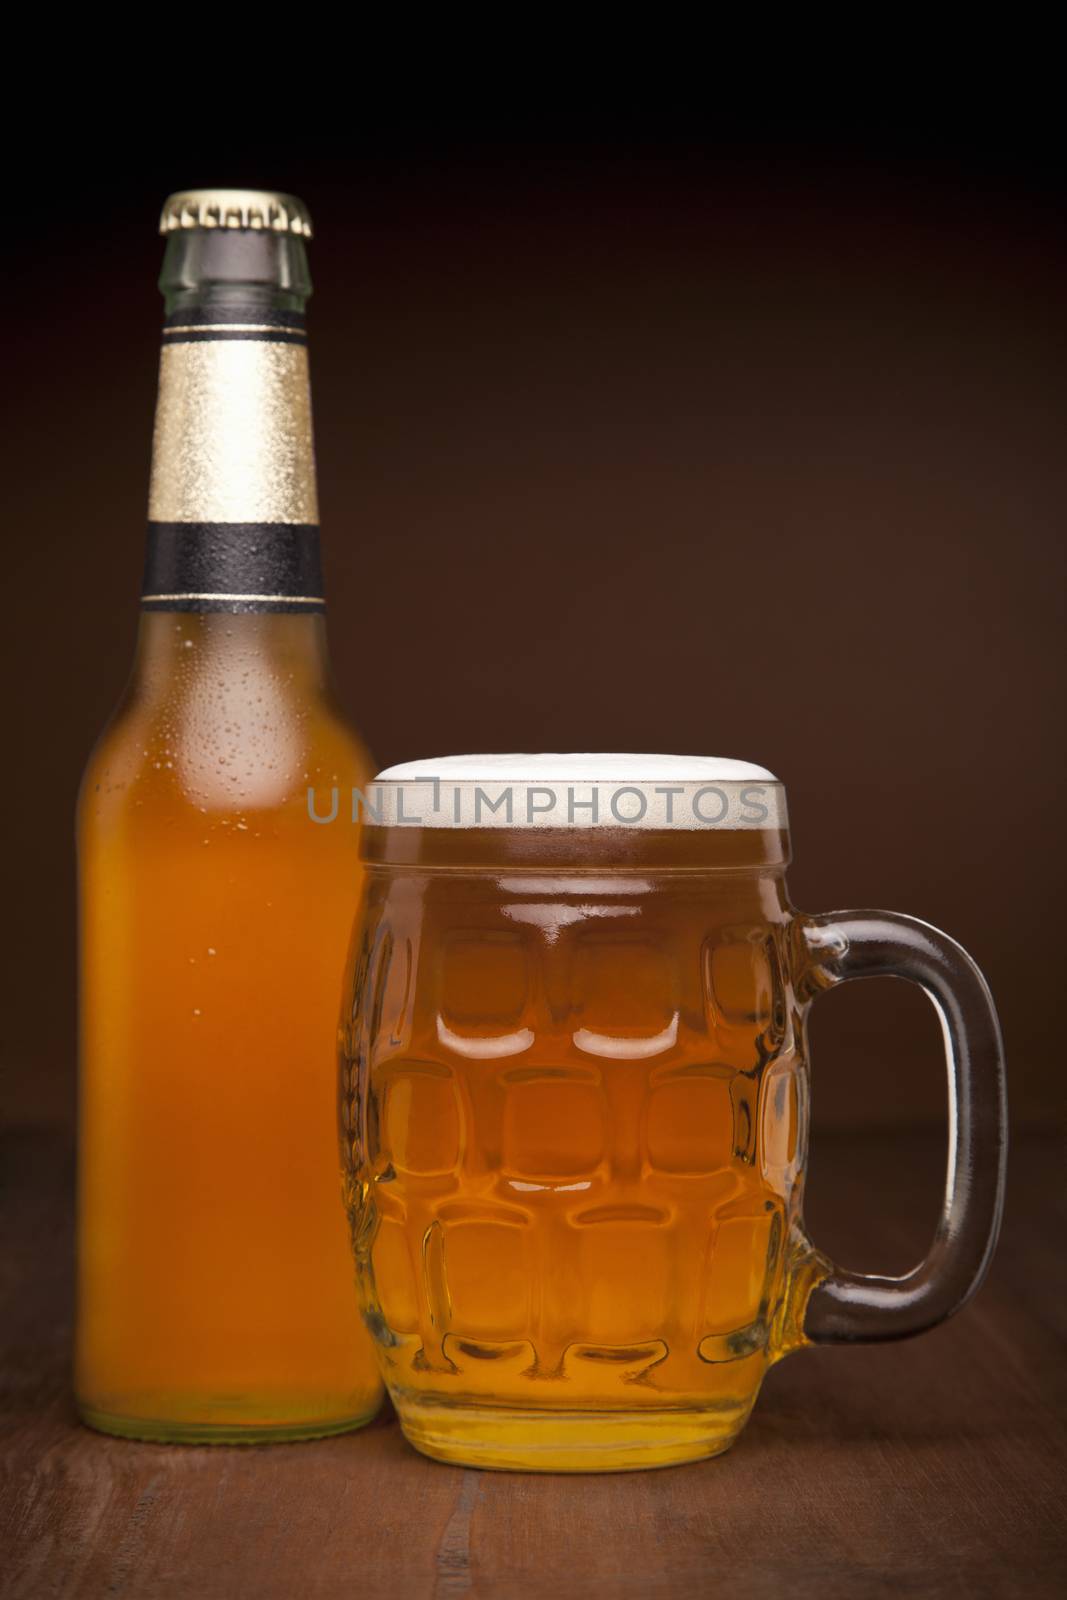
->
(161, 329), (308, 345)
(163, 307), (306, 330)
(141, 596), (323, 614)
(142, 523), (324, 613)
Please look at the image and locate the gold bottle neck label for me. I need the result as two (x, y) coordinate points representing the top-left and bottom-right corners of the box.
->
(142, 316), (324, 613)
(148, 327), (319, 525)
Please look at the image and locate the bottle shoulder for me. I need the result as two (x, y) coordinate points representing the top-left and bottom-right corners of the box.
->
(78, 668), (372, 830)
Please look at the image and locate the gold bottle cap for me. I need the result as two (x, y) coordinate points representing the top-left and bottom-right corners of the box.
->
(159, 188), (312, 238)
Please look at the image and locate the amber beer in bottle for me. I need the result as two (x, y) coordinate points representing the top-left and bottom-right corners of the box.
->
(76, 189), (382, 1440)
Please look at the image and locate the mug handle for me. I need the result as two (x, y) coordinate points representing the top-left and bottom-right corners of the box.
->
(799, 911), (1008, 1343)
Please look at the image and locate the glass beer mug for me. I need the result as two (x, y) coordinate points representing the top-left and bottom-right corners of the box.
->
(339, 755), (1006, 1472)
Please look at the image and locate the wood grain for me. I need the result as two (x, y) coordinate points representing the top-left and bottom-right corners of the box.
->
(2, 1124), (1064, 1599)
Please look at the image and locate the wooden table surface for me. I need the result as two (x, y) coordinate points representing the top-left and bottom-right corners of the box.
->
(2, 1122), (1064, 1599)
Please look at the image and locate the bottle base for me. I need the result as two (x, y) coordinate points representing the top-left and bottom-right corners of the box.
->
(392, 1390), (750, 1473)
(77, 1401), (380, 1446)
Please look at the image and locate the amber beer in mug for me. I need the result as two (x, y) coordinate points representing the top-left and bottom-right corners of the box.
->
(340, 755), (1007, 1471)
(77, 191), (382, 1440)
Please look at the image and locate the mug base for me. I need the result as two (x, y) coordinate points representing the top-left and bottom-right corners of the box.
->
(392, 1391), (751, 1472)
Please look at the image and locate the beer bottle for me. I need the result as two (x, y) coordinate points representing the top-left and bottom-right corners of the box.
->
(76, 190), (382, 1441)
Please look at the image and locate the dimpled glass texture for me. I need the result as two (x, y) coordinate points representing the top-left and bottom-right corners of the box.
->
(340, 831), (823, 1471)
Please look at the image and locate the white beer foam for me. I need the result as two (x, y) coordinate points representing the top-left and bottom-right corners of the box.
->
(366, 754), (785, 830)
(376, 753), (778, 783)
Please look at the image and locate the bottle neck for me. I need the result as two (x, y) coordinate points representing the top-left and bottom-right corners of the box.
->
(142, 228), (325, 620)
(132, 608), (331, 694)
(159, 227), (312, 318)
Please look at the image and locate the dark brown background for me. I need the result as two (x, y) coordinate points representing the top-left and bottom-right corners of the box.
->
(3, 113), (1064, 1143)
